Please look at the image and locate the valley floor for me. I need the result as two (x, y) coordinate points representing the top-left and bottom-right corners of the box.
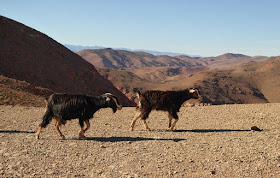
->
(0, 104), (280, 177)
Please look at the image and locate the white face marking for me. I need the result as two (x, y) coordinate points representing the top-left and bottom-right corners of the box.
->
(103, 93), (122, 109)
(189, 89), (196, 93)
(138, 101), (142, 108)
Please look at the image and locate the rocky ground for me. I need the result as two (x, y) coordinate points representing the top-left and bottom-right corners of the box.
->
(0, 104), (280, 177)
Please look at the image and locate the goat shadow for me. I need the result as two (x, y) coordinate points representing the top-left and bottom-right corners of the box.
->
(0, 130), (35, 134)
(68, 136), (185, 142)
(173, 129), (263, 133)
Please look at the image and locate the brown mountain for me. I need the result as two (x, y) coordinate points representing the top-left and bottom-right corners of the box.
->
(192, 70), (268, 104)
(98, 68), (154, 101)
(97, 56), (280, 104)
(0, 16), (133, 106)
(125, 66), (208, 82)
(176, 53), (268, 69)
(231, 56), (280, 103)
(77, 49), (199, 69)
(77, 49), (268, 70)
(153, 56), (280, 104)
(78, 48), (270, 104)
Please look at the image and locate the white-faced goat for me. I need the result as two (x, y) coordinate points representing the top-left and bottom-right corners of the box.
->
(36, 93), (122, 140)
(131, 88), (200, 131)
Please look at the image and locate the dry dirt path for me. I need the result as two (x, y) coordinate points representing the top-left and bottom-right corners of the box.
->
(0, 104), (280, 177)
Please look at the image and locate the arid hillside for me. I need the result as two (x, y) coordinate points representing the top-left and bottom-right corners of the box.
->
(125, 66), (208, 82)
(77, 49), (268, 69)
(0, 16), (133, 106)
(77, 49), (198, 69)
(1, 104), (280, 177)
(98, 67), (206, 102)
(77, 48), (272, 104)
(99, 67), (269, 104)
(231, 56), (280, 103)
(0, 75), (52, 107)
(98, 57), (280, 104)
(137, 55), (280, 104)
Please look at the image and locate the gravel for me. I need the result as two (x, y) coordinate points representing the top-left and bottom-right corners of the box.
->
(0, 104), (280, 177)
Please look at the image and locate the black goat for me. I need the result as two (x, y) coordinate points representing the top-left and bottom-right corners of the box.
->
(36, 93), (122, 140)
(131, 88), (200, 131)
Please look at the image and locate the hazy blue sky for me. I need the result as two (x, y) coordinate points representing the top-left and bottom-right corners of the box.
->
(1, 0), (280, 56)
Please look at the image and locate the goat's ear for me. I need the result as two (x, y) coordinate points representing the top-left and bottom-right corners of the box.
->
(106, 97), (111, 102)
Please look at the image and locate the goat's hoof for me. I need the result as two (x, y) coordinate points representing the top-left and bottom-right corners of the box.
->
(79, 136), (87, 140)
(36, 135), (40, 140)
(79, 135), (87, 140)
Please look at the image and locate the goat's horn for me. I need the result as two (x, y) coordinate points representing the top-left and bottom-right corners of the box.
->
(102, 93), (112, 97)
(112, 97), (122, 109)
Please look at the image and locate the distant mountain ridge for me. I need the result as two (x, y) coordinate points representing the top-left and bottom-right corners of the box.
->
(77, 48), (200, 69)
(216, 53), (249, 59)
(64, 44), (105, 52)
(64, 44), (199, 57)
(77, 48), (268, 69)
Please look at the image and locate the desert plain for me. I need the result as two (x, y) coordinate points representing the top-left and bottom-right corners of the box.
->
(1, 103), (280, 177)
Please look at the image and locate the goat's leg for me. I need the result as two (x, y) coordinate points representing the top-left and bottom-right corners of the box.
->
(36, 118), (56, 139)
(36, 111), (53, 139)
(36, 126), (42, 139)
(79, 120), (90, 140)
(170, 112), (179, 131)
(168, 113), (173, 128)
(141, 119), (151, 131)
(131, 112), (141, 131)
(79, 119), (87, 140)
(79, 129), (86, 140)
(170, 119), (179, 131)
(83, 120), (90, 133)
(55, 118), (65, 139)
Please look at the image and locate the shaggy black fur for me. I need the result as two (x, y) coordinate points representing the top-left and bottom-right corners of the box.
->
(133, 88), (199, 120)
(131, 88), (200, 131)
(36, 93), (122, 139)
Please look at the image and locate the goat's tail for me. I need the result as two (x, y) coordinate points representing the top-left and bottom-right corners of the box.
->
(39, 106), (53, 128)
(133, 88), (141, 99)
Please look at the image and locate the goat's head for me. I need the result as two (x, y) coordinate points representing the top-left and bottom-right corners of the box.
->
(189, 88), (200, 99)
(102, 93), (122, 113)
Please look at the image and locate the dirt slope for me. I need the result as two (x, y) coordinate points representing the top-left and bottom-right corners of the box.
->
(1, 104), (280, 177)
(0, 75), (52, 106)
(231, 56), (280, 103)
(0, 16), (133, 106)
